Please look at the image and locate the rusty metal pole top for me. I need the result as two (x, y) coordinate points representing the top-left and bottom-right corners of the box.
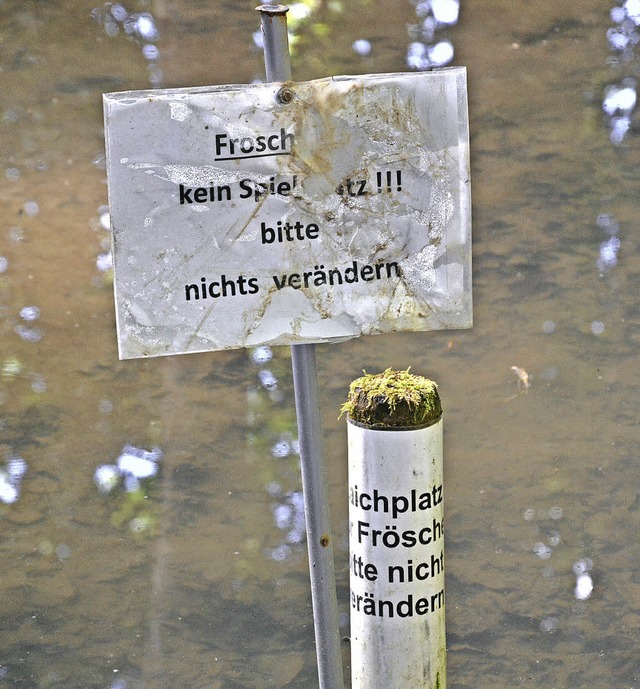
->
(255, 4), (292, 82)
(255, 4), (289, 15)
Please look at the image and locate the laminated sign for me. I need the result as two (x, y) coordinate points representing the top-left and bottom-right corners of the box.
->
(103, 68), (472, 359)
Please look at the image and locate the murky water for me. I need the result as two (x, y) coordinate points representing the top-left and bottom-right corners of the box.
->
(2, 1), (640, 687)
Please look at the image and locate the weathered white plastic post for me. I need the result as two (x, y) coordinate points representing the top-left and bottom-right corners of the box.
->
(343, 369), (446, 689)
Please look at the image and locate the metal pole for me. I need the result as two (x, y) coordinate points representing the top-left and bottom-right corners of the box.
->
(257, 4), (292, 82)
(290, 343), (345, 689)
(256, 6), (345, 689)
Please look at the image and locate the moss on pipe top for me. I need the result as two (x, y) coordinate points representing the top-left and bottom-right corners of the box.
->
(341, 368), (442, 429)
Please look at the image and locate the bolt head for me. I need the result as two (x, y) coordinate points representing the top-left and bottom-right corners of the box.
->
(277, 86), (295, 104)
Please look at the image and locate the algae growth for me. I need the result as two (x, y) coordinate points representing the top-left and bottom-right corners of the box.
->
(341, 368), (441, 429)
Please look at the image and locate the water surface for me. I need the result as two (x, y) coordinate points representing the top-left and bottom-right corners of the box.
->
(1, 1), (639, 687)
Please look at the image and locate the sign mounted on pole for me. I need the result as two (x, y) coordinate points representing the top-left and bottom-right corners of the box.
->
(103, 69), (472, 359)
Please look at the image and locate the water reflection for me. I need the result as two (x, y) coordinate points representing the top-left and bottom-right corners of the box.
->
(15, 304), (43, 343)
(604, 2), (640, 144)
(524, 504), (595, 642)
(253, 0), (462, 77)
(93, 204), (114, 285)
(93, 445), (162, 535)
(573, 558), (594, 601)
(3, 0), (640, 685)
(248, 346), (306, 562)
(0, 456), (27, 504)
(406, 0), (459, 69)
(596, 213), (621, 275)
(91, 2), (162, 85)
(352, 39), (372, 57)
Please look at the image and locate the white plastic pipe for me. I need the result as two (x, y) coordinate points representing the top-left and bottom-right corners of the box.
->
(348, 417), (446, 689)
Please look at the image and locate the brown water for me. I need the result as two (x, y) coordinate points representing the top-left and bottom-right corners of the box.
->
(1, 1), (639, 687)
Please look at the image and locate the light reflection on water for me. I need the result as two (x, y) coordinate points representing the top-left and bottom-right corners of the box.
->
(92, 2), (163, 86)
(406, 0), (459, 70)
(1, 0), (640, 687)
(0, 455), (27, 504)
(605, 1), (640, 144)
(248, 344), (307, 560)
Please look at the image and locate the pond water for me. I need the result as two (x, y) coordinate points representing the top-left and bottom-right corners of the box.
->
(1, 1), (640, 687)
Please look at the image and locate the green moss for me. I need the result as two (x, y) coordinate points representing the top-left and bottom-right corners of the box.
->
(341, 368), (441, 429)
(110, 488), (157, 537)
